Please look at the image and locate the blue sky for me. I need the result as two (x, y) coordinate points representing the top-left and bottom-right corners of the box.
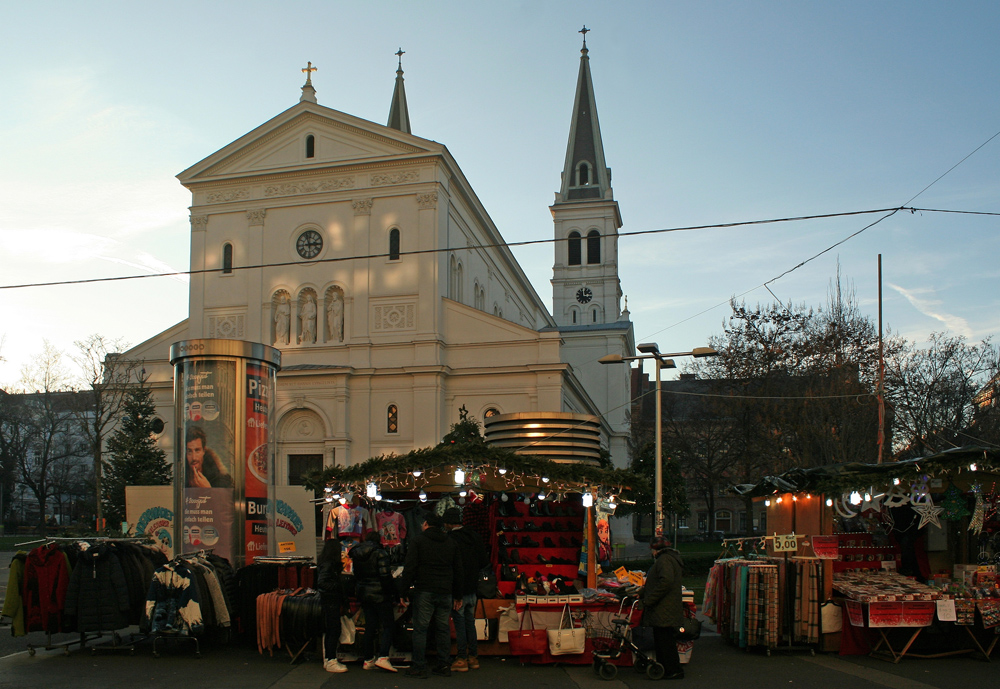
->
(1, 1), (998, 385)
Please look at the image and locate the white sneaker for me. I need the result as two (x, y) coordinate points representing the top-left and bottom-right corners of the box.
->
(363, 659), (377, 670)
(375, 657), (398, 672)
(325, 659), (348, 673)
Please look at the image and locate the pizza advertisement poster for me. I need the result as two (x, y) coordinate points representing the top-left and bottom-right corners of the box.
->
(244, 363), (274, 563)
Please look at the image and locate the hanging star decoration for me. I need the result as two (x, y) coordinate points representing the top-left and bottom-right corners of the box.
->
(941, 484), (971, 521)
(913, 499), (944, 530)
(969, 484), (986, 535)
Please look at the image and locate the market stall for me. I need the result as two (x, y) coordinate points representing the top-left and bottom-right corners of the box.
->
(728, 446), (1000, 662)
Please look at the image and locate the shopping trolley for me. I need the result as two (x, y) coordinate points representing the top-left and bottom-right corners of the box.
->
(590, 597), (664, 681)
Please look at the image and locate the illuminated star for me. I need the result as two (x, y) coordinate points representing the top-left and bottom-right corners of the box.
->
(913, 502), (944, 529)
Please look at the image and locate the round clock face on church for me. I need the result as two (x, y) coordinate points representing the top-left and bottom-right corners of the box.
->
(576, 287), (593, 304)
(296, 230), (323, 259)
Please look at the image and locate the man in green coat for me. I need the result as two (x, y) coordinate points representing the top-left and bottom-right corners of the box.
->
(640, 536), (685, 679)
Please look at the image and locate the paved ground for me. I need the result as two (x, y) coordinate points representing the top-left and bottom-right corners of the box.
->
(4, 551), (999, 689)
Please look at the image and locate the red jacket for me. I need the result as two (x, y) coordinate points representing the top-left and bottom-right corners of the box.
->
(23, 543), (70, 632)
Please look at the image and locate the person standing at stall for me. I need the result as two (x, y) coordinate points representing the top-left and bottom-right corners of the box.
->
(640, 535), (685, 680)
(443, 506), (488, 671)
(401, 512), (463, 678)
(317, 539), (348, 673)
(349, 531), (398, 672)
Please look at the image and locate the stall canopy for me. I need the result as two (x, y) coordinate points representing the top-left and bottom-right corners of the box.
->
(303, 442), (647, 506)
(732, 446), (1000, 498)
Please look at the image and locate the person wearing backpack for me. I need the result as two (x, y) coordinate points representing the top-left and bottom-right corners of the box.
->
(640, 535), (685, 680)
(349, 531), (398, 672)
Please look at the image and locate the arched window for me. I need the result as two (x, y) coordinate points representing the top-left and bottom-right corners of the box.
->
(387, 405), (398, 434)
(572, 310), (577, 324)
(305, 134), (315, 159)
(568, 231), (582, 265)
(484, 408), (500, 419)
(456, 262), (464, 302)
(593, 309), (598, 323)
(388, 228), (400, 261)
(587, 230), (601, 264)
(223, 243), (233, 274)
(578, 162), (590, 186)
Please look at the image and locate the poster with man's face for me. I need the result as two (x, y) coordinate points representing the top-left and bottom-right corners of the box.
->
(179, 360), (236, 562)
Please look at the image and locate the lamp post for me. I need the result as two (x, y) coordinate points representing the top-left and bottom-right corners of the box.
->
(600, 344), (718, 537)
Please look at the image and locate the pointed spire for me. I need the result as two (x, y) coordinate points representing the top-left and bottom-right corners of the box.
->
(387, 48), (411, 134)
(556, 27), (611, 203)
(300, 61), (318, 103)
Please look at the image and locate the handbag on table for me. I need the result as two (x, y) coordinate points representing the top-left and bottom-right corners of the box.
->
(547, 603), (586, 656)
(506, 605), (548, 656)
(474, 599), (499, 641)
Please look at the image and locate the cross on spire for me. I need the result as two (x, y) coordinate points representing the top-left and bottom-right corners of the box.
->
(579, 25), (590, 50)
(396, 47), (405, 68)
(301, 61), (317, 86)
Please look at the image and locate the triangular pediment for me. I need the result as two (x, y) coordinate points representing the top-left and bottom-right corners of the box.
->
(178, 102), (441, 184)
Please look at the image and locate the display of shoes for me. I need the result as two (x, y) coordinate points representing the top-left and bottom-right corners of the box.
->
(520, 535), (538, 547)
(543, 537), (556, 548)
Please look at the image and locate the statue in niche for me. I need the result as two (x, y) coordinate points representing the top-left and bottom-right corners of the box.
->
(300, 293), (317, 344)
(274, 293), (291, 346)
(327, 290), (344, 342)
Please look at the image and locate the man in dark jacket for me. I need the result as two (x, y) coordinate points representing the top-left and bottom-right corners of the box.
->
(443, 506), (488, 671)
(401, 511), (463, 678)
(640, 535), (685, 680)
(349, 531), (398, 672)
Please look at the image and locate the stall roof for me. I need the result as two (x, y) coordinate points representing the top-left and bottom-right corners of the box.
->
(731, 446), (1000, 497)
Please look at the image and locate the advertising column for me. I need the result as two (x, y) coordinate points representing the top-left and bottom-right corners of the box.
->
(170, 340), (280, 568)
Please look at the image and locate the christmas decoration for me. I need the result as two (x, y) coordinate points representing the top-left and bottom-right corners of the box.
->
(913, 501), (944, 530)
(969, 484), (986, 535)
(941, 484), (971, 521)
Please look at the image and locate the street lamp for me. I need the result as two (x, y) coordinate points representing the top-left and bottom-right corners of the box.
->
(599, 343), (718, 537)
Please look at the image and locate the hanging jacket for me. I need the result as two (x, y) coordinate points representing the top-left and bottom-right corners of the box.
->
(2, 552), (28, 636)
(144, 560), (204, 636)
(64, 544), (131, 633)
(23, 543), (71, 633)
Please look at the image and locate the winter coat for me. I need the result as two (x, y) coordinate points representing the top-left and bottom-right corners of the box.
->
(349, 540), (394, 605)
(316, 549), (344, 614)
(2, 553), (27, 637)
(23, 543), (71, 633)
(144, 560), (204, 636)
(401, 526), (462, 598)
(447, 526), (488, 597)
(640, 548), (684, 628)
(65, 544), (131, 633)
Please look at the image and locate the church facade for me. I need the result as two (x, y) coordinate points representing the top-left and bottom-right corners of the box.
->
(128, 40), (635, 487)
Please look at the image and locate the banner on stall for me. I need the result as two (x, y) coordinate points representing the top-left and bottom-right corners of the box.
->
(126, 485), (174, 558)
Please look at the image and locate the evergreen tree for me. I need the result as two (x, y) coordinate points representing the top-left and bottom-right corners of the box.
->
(102, 378), (171, 527)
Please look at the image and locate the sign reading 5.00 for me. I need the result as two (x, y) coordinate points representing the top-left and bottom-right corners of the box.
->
(772, 533), (799, 552)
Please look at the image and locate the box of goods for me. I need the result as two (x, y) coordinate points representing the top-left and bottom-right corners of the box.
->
(954, 564), (978, 585)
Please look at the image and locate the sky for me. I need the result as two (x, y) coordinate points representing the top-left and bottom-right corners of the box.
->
(1, 1), (998, 387)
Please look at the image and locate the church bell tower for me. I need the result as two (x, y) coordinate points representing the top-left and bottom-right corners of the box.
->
(551, 28), (624, 328)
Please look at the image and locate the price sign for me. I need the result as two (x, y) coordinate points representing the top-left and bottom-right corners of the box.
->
(614, 566), (629, 582)
(278, 541), (297, 553)
(772, 534), (798, 552)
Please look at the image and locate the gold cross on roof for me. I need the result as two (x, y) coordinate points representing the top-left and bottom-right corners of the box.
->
(302, 61), (317, 85)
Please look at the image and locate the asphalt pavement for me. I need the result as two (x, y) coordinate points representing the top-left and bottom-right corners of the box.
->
(3, 551), (998, 689)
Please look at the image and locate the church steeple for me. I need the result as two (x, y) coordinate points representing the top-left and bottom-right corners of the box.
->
(387, 48), (411, 134)
(550, 28), (624, 329)
(556, 26), (611, 204)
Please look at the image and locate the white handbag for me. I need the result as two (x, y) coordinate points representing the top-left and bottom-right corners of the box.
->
(546, 604), (586, 656)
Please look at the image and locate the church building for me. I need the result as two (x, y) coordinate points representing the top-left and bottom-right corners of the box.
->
(128, 36), (635, 488)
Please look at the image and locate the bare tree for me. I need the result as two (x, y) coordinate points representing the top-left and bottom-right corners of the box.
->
(12, 343), (88, 534)
(885, 333), (1000, 457)
(71, 334), (137, 534)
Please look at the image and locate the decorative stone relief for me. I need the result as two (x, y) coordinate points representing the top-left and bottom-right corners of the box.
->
(352, 198), (373, 215)
(416, 192), (438, 209)
(264, 177), (354, 197)
(246, 208), (266, 226)
(206, 188), (251, 204)
(370, 170), (419, 186)
(190, 215), (209, 230)
(207, 314), (245, 339)
(373, 304), (416, 331)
